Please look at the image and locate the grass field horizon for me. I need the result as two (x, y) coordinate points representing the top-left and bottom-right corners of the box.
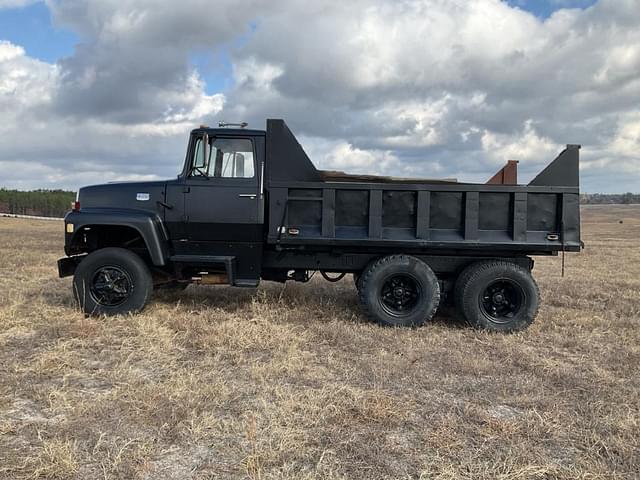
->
(1, 205), (638, 479)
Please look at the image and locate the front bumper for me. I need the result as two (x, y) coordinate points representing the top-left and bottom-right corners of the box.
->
(57, 255), (87, 278)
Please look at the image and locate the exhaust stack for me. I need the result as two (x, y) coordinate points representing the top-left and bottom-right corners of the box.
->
(487, 160), (519, 185)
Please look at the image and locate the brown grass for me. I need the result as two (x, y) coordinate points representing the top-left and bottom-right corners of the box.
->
(0, 205), (639, 479)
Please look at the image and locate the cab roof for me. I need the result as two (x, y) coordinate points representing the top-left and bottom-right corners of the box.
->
(190, 127), (266, 137)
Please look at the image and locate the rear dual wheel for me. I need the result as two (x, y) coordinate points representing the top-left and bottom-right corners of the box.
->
(359, 255), (440, 328)
(353, 272), (363, 291)
(454, 261), (539, 332)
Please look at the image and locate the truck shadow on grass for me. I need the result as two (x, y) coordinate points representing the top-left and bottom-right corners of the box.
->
(151, 281), (467, 329)
(42, 280), (466, 329)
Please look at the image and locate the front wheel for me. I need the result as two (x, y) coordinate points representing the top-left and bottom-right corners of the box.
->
(73, 247), (153, 316)
(455, 261), (539, 332)
(359, 255), (440, 327)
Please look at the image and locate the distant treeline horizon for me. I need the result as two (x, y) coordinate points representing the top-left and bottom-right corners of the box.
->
(0, 188), (639, 218)
(0, 189), (76, 218)
(580, 193), (640, 205)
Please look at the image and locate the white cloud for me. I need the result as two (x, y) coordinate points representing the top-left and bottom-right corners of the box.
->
(301, 136), (402, 175)
(481, 121), (559, 166)
(0, 41), (56, 107)
(0, 39), (215, 189)
(0, 0), (38, 9)
(0, 0), (638, 193)
(222, 0), (640, 190)
(611, 116), (640, 159)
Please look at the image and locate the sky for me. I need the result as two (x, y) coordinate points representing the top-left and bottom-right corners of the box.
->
(0, 0), (637, 194)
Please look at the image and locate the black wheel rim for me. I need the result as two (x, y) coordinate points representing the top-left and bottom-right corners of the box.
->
(89, 266), (133, 307)
(379, 274), (422, 317)
(480, 279), (525, 324)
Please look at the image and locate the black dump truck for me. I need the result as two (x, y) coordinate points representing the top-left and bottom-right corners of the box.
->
(58, 119), (582, 331)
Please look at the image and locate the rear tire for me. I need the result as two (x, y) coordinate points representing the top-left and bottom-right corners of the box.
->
(73, 247), (153, 316)
(353, 272), (362, 291)
(455, 261), (539, 332)
(359, 255), (440, 327)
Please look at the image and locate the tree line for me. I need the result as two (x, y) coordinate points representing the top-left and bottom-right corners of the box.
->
(580, 193), (640, 205)
(0, 189), (76, 218)
(0, 189), (638, 219)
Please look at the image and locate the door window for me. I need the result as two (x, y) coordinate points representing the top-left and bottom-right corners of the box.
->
(190, 137), (255, 179)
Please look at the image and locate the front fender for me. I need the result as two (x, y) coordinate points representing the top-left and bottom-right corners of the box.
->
(64, 208), (170, 266)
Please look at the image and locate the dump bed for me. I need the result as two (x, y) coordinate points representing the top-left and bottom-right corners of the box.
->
(264, 120), (581, 255)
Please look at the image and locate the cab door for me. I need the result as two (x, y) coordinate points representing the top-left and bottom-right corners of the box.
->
(163, 179), (187, 244)
(182, 134), (264, 281)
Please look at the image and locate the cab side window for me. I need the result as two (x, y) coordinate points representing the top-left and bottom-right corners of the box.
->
(190, 137), (255, 179)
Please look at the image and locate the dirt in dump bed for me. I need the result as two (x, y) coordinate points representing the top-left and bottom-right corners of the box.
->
(318, 169), (459, 184)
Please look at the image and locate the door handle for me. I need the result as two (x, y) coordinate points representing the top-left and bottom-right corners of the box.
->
(239, 194), (257, 199)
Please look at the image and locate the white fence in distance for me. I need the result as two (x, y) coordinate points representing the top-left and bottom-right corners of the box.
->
(0, 213), (64, 221)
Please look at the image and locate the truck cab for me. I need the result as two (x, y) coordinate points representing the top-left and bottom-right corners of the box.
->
(63, 124), (268, 289)
(164, 126), (266, 285)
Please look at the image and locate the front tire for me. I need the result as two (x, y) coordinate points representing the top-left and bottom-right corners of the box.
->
(359, 255), (440, 327)
(455, 261), (539, 332)
(73, 247), (153, 316)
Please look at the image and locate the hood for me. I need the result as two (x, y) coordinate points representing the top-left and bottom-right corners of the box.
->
(78, 180), (169, 212)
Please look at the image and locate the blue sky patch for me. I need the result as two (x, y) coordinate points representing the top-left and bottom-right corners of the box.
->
(189, 21), (258, 95)
(505, 0), (597, 18)
(190, 50), (234, 94)
(0, 1), (78, 62)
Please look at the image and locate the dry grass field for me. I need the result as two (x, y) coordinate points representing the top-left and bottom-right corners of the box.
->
(1, 206), (639, 479)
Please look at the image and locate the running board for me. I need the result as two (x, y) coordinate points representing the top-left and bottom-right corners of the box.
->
(170, 255), (237, 284)
(170, 255), (235, 264)
(169, 255), (259, 288)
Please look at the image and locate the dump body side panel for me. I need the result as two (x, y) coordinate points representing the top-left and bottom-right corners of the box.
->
(264, 136), (581, 255)
(266, 182), (581, 254)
